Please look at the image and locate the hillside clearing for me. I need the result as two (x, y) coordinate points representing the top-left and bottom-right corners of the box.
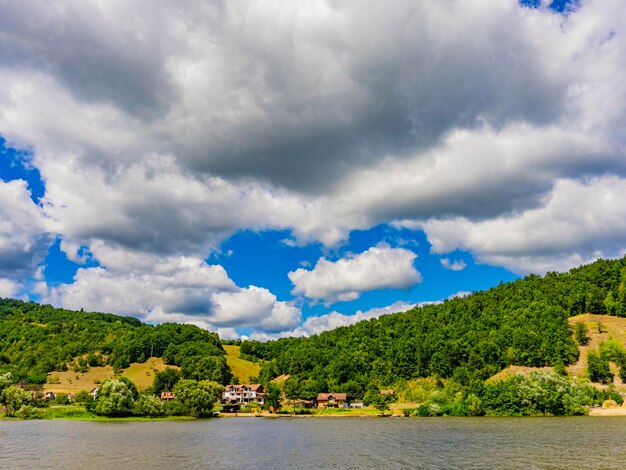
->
(223, 345), (261, 382)
(44, 357), (175, 394)
(488, 314), (626, 391)
(567, 314), (626, 390)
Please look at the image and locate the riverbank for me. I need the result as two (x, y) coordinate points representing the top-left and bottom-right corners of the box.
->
(589, 406), (626, 416)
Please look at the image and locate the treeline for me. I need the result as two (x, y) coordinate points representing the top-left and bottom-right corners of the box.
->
(242, 257), (626, 399)
(0, 371), (223, 419)
(0, 299), (230, 384)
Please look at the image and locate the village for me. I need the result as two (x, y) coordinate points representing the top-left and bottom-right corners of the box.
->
(36, 383), (397, 416)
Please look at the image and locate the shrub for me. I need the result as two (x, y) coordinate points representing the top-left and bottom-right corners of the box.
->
(15, 405), (44, 420)
(587, 351), (613, 384)
(93, 378), (138, 417)
(133, 394), (165, 417)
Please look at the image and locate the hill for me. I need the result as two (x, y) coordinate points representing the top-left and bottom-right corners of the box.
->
(44, 357), (178, 394)
(241, 257), (626, 399)
(0, 299), (230, 387)
(223, 345), (261, 383)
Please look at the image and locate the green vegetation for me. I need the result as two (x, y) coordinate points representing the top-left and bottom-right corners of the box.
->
(0, 299), (230, 385)
(1, 372), (223, 420)
(574, 322), (590, 346)
(5, 256), (626, 418)
(173, 379), (223, 417)
(241, 258), (626, 401)
(222, 345), (261, 382)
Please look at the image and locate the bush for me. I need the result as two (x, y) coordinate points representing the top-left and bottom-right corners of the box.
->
(74, 391), (93, 404)
(587, 351), (613, 384)
(133, 394), (165, 417)
(15, 405), (44, 420)
(55, 393), (70, 405)
(173, 379), (223, 418)
(93, 378), (138, 417)
(481, 371), (594, 416)
(573, 322), (590, 346)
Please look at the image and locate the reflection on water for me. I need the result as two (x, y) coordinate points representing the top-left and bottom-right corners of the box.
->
(1, 416), (626, 469)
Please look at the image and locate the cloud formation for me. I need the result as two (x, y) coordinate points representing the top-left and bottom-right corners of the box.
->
(440, 258), (467, 272)
(0, 180), (49, 282)
(288, 244), (421, 303)
(0, 0), (625, 335)
(44, 253), (301, 333)
(249, 300), (417, 341)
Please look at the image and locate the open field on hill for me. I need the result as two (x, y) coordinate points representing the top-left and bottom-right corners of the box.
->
(567, 313), (626, 390)
(44, 357), (174, 394)
(488, 314), (626, 391)
(223, 345), (261, 382)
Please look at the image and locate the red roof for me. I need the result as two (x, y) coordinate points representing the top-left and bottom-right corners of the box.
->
(226, 383), (263, 391)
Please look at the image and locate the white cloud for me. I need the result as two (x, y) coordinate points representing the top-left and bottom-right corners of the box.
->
(288, 244), (421, 303)
(0, 0), (625, 333)
(421, 176), (626, 274)
(440, 258), (466, 271)
(0, 278), (20, 298)
(0, 179), (49, 279)
(249, 300), (416, 341)
(44, 252), (300, 333)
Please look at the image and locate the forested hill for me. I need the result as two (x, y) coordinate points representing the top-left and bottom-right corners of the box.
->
(242, 257), (626, 398)
(0, 299), (230, 385)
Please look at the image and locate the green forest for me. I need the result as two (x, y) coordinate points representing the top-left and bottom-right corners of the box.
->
(239, 257), (626, 401)
(0, 299), (230, 385)
(3, 256), (626, 417)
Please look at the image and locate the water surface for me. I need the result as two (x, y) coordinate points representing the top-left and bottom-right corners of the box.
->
(1, 416), (625, 469)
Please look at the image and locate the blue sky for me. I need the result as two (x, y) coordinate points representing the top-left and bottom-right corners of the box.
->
(2, 135), (517, 324)
(0, 0), (624, 339)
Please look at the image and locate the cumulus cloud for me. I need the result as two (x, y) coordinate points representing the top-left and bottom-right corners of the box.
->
(0, 278), (20, 298)
(0, 179), (49, 279)
(249, 300), (417, 341)
(44, 253), (300, 333)
(421, 176), (626, 274)
(0, 0), (626, 334)
(440, 258), (466, 271)
(288, 244), (421, 303)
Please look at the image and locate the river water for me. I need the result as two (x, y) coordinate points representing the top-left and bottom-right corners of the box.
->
(1, 416), (625, 469)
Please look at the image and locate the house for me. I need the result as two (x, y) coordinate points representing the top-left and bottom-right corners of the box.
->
(380, 389), (395, 396)
(161, 391), (176, 401)
(316, 393), (348, 408)
(350, 401), (365, 409)
(89, 386), (99, 398)
(293, 399), (316, 409)
(44, 391), (56, 402)
(67, 393), (75, 402)
(222, 384), (265, 405)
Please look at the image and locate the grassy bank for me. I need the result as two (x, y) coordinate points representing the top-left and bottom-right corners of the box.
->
(0, 405), (197, 422)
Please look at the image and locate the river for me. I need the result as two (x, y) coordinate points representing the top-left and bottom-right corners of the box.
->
(1, 416), (625, 469)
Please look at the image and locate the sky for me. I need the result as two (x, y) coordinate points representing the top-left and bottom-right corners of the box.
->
(1, 0), (625, 340)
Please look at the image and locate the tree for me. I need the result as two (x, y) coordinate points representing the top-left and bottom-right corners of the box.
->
(152, 368), (180, 395)
(283, 377), (301, 412)
(573, 322), (589, 346)
(133, 394), (165, 417)
(93, 378), (137, 417)
(1, 386), (32, 417)
(0, 372), (12, 396)
(364, 384), (396, 416)
(587, 352), (613, 384)
(263, 384), (281, 411)
(173, 379), (223, 418)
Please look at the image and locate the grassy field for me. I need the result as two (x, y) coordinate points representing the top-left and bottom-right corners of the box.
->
(223, 345), (261, 382)
(567, 313), (626, 390)
(488, 314), (626, 390)
(44, 357), (175, 394)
